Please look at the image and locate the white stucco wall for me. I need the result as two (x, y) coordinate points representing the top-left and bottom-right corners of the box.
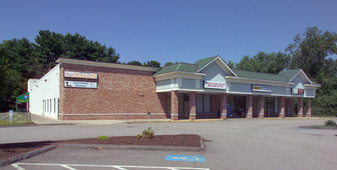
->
(28, 64), (60, 119)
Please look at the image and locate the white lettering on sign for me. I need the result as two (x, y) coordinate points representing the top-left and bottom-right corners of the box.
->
(65, 71), (97, 79)
(64, 81), (97, 89)
(204, 81), (226, 89)
(292, 88), (304, 94)
(252, 85), (272, 93)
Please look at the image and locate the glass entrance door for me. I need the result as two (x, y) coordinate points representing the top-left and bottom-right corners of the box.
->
(178, 94), (190, 119)
(266, 97), (275, 117)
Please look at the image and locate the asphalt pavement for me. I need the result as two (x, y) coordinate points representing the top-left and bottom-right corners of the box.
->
(1, 118), (337, 169)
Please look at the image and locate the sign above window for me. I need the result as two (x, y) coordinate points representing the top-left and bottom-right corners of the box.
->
(64, 81), (97, 89)
(204, 81), (226, 89)
(252, 85), (271, 93)
(65, 71), (97, 79)
(292, 88), (304, 94)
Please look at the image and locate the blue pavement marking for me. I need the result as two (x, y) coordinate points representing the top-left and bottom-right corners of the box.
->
(295, 128), (313, 131)
(165, 155), (205, 162)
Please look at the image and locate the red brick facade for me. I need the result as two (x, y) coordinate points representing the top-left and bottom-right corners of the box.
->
(55, 62), (312, 120)
(59, 63), (167, 120)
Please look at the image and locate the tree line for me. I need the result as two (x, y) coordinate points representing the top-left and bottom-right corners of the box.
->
(0, 30), (160, 111)
(1, 27), (336, 116)
(227, 26), (337, 116)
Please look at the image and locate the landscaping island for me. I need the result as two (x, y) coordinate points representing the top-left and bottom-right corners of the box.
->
(0, 134), (202, 162)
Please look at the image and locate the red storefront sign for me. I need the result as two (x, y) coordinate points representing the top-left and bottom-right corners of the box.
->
(292, 88), (304, 94)
(204, 81), (226, 89)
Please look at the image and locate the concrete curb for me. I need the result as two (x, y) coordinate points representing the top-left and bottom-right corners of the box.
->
(35, 123), (75, 126)
(0, 123), (75, 127)
(0, 123), (37, 128)
(0, 145), (57, 167)
(58, 138), (205, 152)
(264, 117), (337, 120)
(126, 119), (223, 124)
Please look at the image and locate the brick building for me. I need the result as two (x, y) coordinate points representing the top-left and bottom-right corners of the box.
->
(28, 56), (320, 120)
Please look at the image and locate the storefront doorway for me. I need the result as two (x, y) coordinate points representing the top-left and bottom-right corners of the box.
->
(229, 96), (246, 118)
(265, 97), (279, 117)
(178, 94), (189, 119)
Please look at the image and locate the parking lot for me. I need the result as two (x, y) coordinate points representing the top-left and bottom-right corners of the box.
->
(2, 119), (337, 170)
(12, 163), (210, 170)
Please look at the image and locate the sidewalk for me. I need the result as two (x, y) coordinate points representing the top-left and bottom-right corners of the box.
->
(31, 114), (171, 125)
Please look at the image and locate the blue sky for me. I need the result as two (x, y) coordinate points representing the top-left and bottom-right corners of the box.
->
(1, 0), (336, 66)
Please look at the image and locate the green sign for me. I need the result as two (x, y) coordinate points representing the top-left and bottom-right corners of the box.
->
(16, 93), (29, 103)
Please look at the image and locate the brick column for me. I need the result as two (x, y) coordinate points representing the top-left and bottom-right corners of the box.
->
(297, 97), (303, 117)
(286, 98), (294, 117)
(220, 94), (227, 120)
(171, 91), (179, 120)
(279, 96), (285, 119)
(258, 96), (265, 119)
(189, 92), (196, 120)
(246, 95), (253, 119)
(306, 98), (312, 117)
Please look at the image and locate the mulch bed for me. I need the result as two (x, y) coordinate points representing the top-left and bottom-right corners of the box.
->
(0, 134), (201, 161)
(299, 126), (337, 129)
(54, 134), (201, 147)
(0, 141), (52, 160)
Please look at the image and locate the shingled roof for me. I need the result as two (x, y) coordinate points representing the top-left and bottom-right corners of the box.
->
(278, 69), (301, 81)
(233, 70), (289, 82)
(194, 56), (218, 71)
(154, 56), (314, 84)
(153, 63), (198, 76)
(154, 55), (219, 76)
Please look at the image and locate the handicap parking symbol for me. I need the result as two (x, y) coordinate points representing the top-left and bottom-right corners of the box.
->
(165, 155), (205, 162)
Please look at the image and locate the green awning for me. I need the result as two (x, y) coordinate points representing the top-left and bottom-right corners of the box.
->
(16, 93), (29, 103)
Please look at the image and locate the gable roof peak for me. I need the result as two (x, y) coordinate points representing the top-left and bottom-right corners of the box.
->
(278, 68), (312, 84)
(195, 55), (236, 76)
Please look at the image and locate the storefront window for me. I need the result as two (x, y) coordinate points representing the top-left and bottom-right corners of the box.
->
(166, 94), (171, 113)
(54, 98), (56, 113)
(196, 94), (210, 113)
(197, 95), (203, 113)
(203, 95), (210, 112)
(178, 94), (184, 113)
(274, 98), (279, 113)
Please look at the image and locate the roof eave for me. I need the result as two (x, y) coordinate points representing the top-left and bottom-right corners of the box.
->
(154, 71), (206, 78)
(57, 58), (159, 72)
(304, 84), (321, 88)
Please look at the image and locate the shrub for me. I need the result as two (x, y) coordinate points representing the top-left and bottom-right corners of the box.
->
(137, 127), (154, 139)
(142, 127), (154, 139)
(97, 136), (109, 140)
(324, 120), (337, 127)
(312, 90), (337, 117)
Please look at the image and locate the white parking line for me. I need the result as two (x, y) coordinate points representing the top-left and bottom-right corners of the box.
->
(12, 163), (210, 170)
(60, 164), (78, 170)
(11, 164), (25, 170)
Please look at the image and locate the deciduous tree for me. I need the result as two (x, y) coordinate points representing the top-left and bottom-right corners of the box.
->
(286, 26), (337, 78)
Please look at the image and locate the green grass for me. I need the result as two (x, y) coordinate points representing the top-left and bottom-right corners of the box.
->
(311, 125), (324, 128)
(0, 111), (31, 126)
(0, 120), (34, 126)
